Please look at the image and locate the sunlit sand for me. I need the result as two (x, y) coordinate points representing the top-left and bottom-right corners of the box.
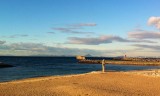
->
(1, 70), (160, 96)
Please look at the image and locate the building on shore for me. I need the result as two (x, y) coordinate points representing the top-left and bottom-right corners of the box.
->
(76, 56), (86, 60)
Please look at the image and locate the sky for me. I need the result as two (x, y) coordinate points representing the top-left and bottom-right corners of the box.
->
(0, 0), (160, 57)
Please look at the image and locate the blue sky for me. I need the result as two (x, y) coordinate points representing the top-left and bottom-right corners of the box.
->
(0, 0), (160, 56)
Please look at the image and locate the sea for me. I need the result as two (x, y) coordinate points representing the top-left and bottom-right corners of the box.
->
(0, 56), (160, 82)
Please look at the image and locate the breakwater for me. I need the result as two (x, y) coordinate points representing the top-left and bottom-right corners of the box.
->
(77, 56), (160, 66)
(78, 59), (160, 66)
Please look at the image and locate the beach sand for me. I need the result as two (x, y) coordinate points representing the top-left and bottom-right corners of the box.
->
(1, 70), (160, 96)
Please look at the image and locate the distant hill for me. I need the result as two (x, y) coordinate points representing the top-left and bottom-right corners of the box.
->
(85, 54), (93, 57)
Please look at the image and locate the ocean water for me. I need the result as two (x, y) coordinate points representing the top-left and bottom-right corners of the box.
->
(0, 56), (160, 82)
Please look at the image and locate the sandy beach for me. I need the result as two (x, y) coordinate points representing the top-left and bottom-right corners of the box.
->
(1, 70), (160, 96)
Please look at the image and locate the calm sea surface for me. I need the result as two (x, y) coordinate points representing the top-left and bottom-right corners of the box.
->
(0, 56), (160, 82)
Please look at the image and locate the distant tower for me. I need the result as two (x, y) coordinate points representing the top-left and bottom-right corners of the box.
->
(121, 50), (127, 59)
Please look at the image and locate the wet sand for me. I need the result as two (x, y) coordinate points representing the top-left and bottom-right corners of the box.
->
(1, 70), (160, 96)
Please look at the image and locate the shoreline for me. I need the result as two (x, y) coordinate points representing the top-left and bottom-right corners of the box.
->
(1, 69), (160, 96)
(0, 71), (103, 84)
(1, 69), (160, 83)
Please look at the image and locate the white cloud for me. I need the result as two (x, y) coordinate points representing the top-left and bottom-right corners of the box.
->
(67, 35), (155, 45)
(47, 32), (55, 34)
(0, 41), (6, 45)
(133, 44), (160, 51)
(1, 34), (29, 38)
(0, 42), (110, 56)
(70, 23), (97, 27)
(0, 42), (159, 56)
(52, 23), (96, 34)
(128, 29), (160, 39)
(148, 16), (160, 29)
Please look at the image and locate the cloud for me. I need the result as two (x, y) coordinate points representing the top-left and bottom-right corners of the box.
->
(128, 29), (160, 39)
(0, 41), (6, 45)
(8, 34), (29, 38)
(53, 27), (77, 32)
(0, 42), (159, 56)
(148, 16), (160, 29)
(70, 23), (97, 27)
(47, 32), (55, 34)
(52, 23), (96, 34)
(133, 44), (160, 50)
(67, 35), (155, 45)
(67, 31), (94, 34)
(0, 42), (113, 56)
(53, 27), (95, 34)
(9, 43), (46, 51)
(1, 34), (29, 38)
(67, 36), (115, 45)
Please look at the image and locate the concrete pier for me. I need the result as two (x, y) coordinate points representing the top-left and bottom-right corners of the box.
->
(78, 59), (160, 66)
